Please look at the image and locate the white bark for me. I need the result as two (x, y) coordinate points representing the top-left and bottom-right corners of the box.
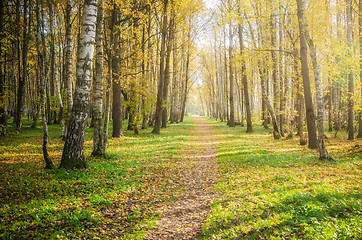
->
(346, 0), (354, 140)
(65, 0), (73, 134)
(259, 62), (281, 139)
(60, 0), (98, 169)
(92, 1), (104, 156)
(55, 53), (65, 138)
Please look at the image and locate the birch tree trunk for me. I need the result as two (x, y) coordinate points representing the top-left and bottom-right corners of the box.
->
(358, 0), (362, 138)
(279, 13), (285, 137)
(36, 0), (54, 169)
(103, 29), (112, 154)
(259, 62), (281, 139)
(65, 0), (74, 136)
(55, 52), (65, 138)
(224, 29), (229, 124)
(92, 1), (104, 156)
(141, 22), (147, 129)
(297, 0), (332, 160)
(296, 0), (318, 149)
(238, 23), (252, 132)
(60, 0), (98, 170)
(346, 0), (354, 140)
(169, 31), (179, 124)
(128, 9), (140, 135)
(180, 45), (190, 123)
(49, 2), (56, 125)
(305, 35), (332, 159)
(270, 14), (280, 125)
(228, 22), (235, 127)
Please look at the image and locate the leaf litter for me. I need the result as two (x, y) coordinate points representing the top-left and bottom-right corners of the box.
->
(144, 116), (221, 240)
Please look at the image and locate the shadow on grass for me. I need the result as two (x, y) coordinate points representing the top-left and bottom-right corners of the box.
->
(203, 190), (361, 239)
(200, 117), (361, 239)
(0, 117), (198, 239)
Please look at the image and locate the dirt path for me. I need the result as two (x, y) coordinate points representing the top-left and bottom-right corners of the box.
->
(144, 116), (220, 240)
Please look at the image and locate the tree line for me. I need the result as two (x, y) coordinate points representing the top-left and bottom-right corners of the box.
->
(0, 0), (203, 169)
(201, 0), (362, 160)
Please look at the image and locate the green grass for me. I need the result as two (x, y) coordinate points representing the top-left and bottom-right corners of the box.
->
(0, 117), (194, 239)
(201, 117), (362, 240)
(1, 116), (361, 239)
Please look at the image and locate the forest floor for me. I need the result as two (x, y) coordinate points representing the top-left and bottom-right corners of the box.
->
(0, 116), (361, 239)
(201, 118), (361, 239)
(144, 117), (220, 239)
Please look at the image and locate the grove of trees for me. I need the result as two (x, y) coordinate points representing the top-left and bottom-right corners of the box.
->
(0, 0), (361, 168)
(201, 0), (362, 160)
(0, 0), (204, 169)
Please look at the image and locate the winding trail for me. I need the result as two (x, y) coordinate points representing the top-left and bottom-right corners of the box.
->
(144, 116), (220, 239)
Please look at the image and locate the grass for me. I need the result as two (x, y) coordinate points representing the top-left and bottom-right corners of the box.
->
(0, 117), (194, 239)
(1, 116), (361, 239)
(200, 117), (362, 240)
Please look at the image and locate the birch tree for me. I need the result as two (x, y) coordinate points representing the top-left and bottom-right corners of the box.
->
(296, 0), (332, 160)
(60, 0), (98, 170)
(65, 0), (74, 136)
(296, 0), (318, 149)
(36, 0), (54, 169)
(238, 23), (252, 132)
(346, 0), (354, 140)
(92, 1), (104, 156)
(228, 21), (235, 127)
(359, 0), (362, 138)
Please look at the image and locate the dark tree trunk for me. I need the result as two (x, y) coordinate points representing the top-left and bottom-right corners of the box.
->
(294, 49), (307, 145)
(152, 0), (168, 134)
(180, 49), (190, 123)
(16, 0), (29, 131)
(0, 0), (7, 135)
(111, 4), (123, 138)
(296, 0), (318, 149)
(297, 0), (332, 160)
(12, 0), (20, 125)
(161, 0), (175, 129)
(238, 23), (252, 132)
